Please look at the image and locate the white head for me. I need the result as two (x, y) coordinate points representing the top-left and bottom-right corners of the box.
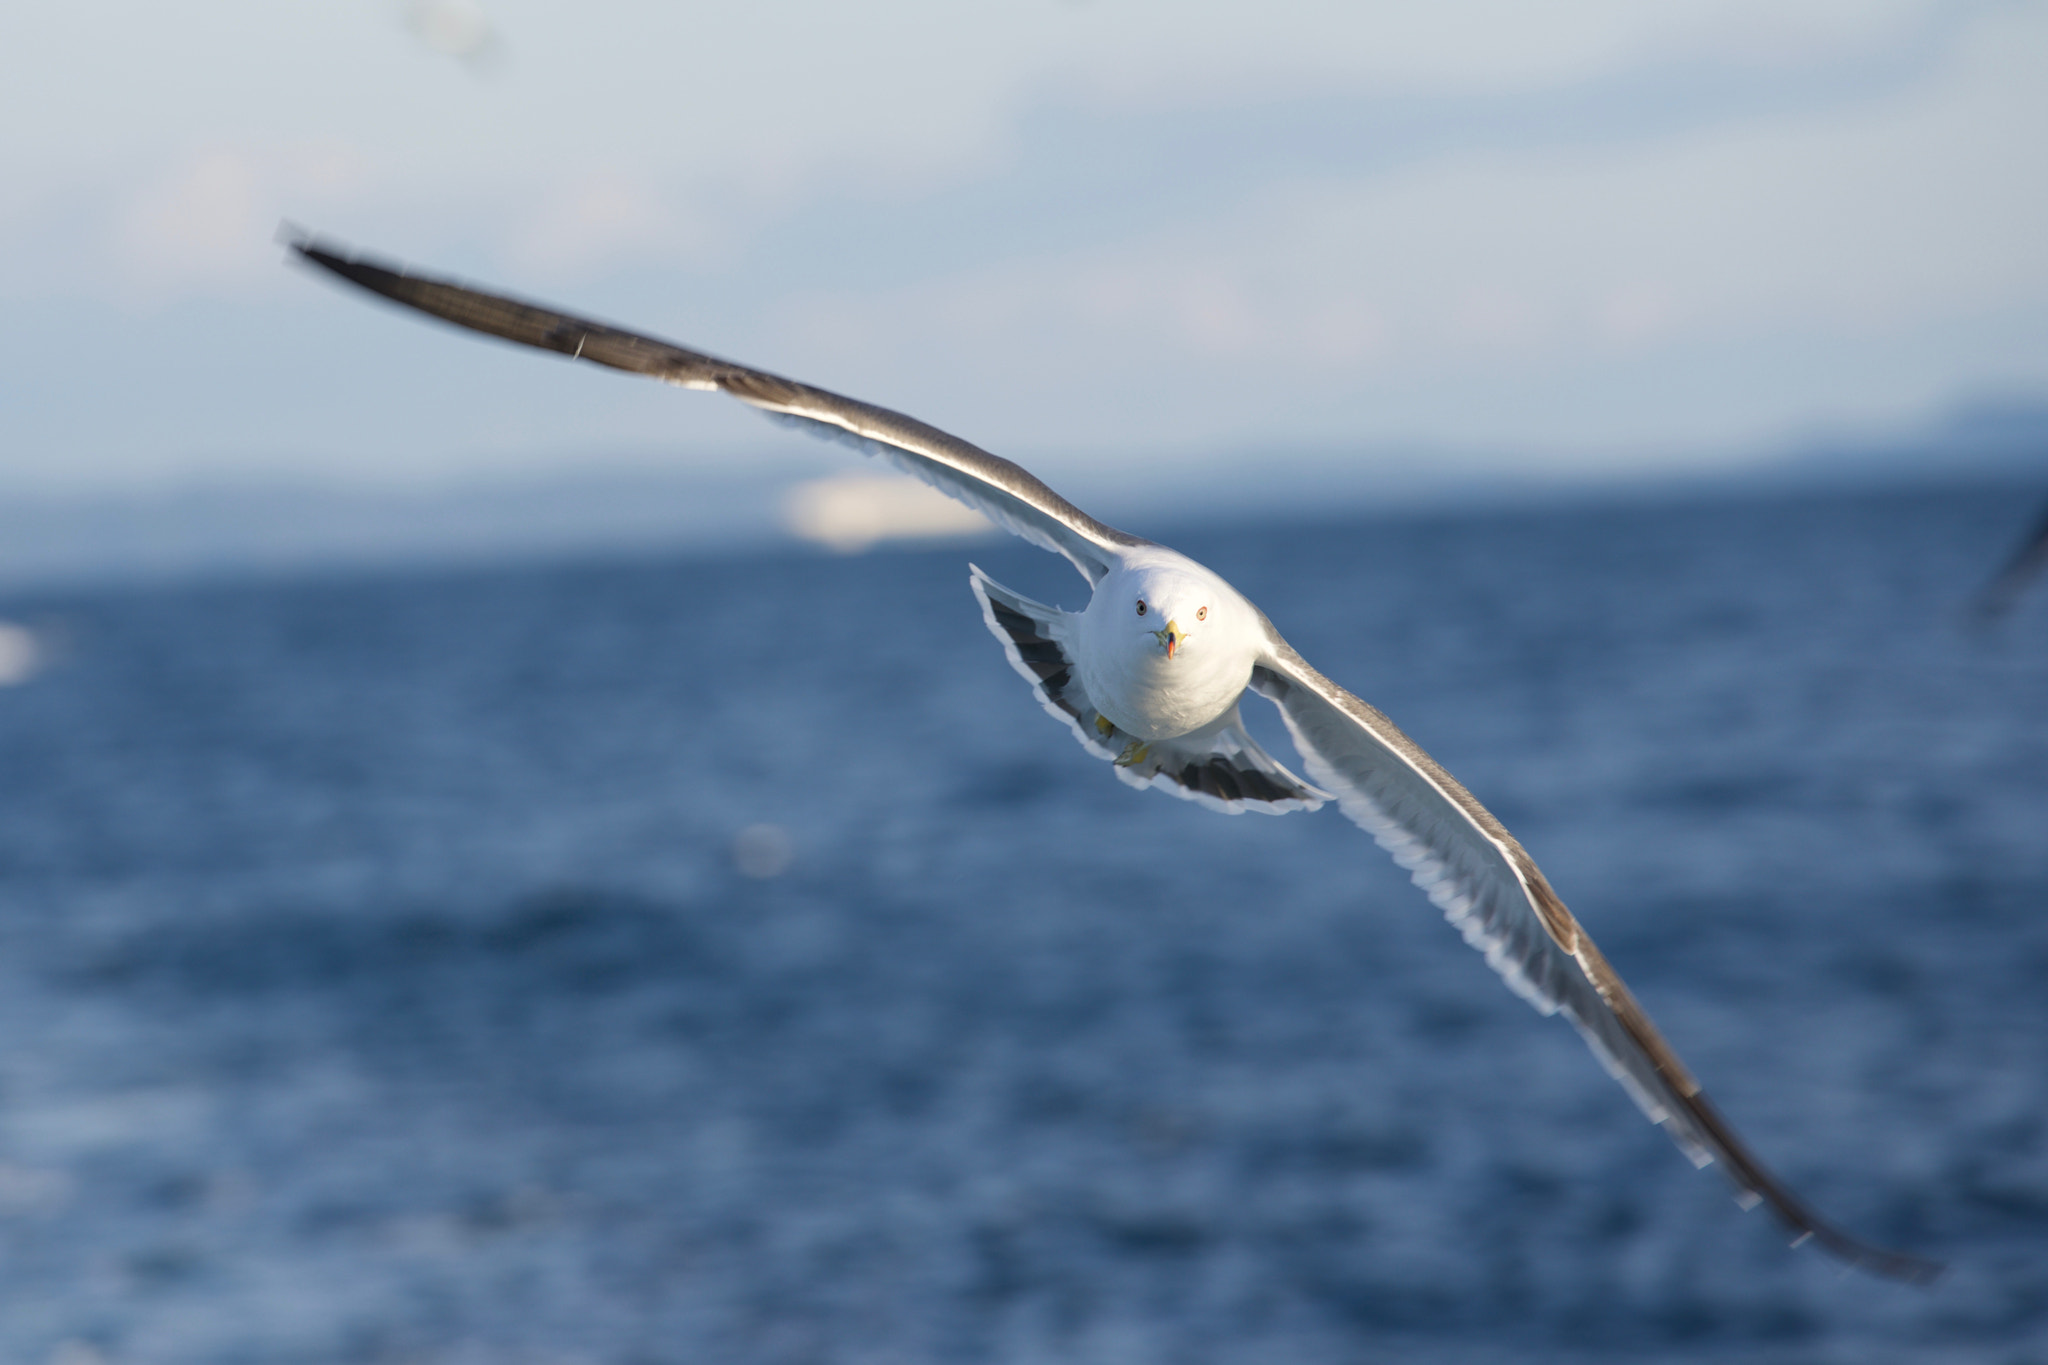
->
(1080, 554), (1260, 738)
(1123, 568), (1212, 662)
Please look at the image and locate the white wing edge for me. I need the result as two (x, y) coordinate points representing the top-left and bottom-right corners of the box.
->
(1103, 707), (1329, 816)
(967, 562), (1119, 758)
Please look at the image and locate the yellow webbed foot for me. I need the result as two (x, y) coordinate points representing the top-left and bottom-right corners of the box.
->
(1114, 739), (1152, 768)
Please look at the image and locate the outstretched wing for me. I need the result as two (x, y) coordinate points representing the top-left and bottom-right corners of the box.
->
(285, 230), (1141, 584)
(1251, 632), (1943, 1285)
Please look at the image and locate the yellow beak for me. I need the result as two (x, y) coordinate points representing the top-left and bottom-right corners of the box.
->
(1153, 618), (1184, 659)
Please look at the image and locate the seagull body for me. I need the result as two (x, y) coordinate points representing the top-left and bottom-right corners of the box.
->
(288, 232), (1941, 1284)
(1066, 554), (1270, 764)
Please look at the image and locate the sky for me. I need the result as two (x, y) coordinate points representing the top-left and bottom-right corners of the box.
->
(4, 0), (2048, 498)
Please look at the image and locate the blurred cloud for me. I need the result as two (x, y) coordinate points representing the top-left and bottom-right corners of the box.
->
(502, 171), (707, 274)
(0, 623), (38, 686)
(782, 474), (994, 553)
(0, 0), (2044, 493)
(1636, 0), (1955, 66)
(404, 0), (499, 65)
(117, 150), (260, 283)
(109, 142), (370, 295)
(1598, 285), (1683, 346)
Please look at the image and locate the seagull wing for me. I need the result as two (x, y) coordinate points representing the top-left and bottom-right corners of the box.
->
(1250, 632), (1943, 1285)
(286, 232), (1142, 583)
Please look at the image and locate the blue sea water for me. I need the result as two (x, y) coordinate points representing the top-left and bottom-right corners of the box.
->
(0, 482), (2045, 1364)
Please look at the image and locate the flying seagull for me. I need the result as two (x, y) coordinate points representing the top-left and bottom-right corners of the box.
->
(287, 231), (1942, 1284)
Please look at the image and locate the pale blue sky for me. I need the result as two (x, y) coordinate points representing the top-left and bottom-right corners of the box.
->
(4, 0), (2046, 495)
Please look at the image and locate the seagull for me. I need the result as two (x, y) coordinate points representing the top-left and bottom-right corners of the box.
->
(287, 231), (1943, 1284)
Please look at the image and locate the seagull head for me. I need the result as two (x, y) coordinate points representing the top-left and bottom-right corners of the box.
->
(1078, 553), (1264, 745)
(1079, 558), (1260, 740)
(1135, 591), (1202, 660)
(1109, 564), (1226, 664)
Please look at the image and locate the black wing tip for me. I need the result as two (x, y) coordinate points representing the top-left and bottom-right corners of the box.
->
(1796, 1224), (1947, 1286)
(277, 221), (348, 270)
(1680, 1090), (1944, 1287)
(1758, 1191), (1946, 1286)
(1753, 1182), (1948, 1286)
(278, 224), (412, 300)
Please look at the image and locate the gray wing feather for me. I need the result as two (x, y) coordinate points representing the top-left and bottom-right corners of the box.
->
(286, 231), (1141, 583)
(1252, 638), (1942, 1285)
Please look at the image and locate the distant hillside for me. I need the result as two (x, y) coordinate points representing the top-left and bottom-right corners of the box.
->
(2, 395), (2044, 590)
(1765, 395), (2048, 486)
(0, 468), (810, 590)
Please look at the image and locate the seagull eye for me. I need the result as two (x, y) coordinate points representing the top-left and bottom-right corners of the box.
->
(1135, 599), (1147, 616)
(1197, 606), (1207, 621)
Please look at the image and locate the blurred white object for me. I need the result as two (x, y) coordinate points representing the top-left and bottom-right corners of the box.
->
(0, 622), (39, 686)
(404, 0), (496, 61)
(782, 473), (992, 553)
(731, 824), (795, 879)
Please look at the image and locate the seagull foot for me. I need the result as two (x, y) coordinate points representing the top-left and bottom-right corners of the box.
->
(1114, 740), (1151, 767)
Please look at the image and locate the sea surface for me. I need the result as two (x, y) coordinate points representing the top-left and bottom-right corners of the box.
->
(1, 482), (2045, 1364)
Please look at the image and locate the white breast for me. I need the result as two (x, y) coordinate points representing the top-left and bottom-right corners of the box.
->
(1073, 554), (1259, 741)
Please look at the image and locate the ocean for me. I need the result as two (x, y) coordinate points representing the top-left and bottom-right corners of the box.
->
(0, 481), (2044, 1363)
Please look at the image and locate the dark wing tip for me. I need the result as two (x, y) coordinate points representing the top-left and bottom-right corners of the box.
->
(1763, 1164), (1946, 1286)
(277, 221), (358, 273)
(1684, 1091), (1946, 1286)
(279, 226), (705, 376)
(280, 228), (428, 311)
(1794, 1218), (1947, 1286)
